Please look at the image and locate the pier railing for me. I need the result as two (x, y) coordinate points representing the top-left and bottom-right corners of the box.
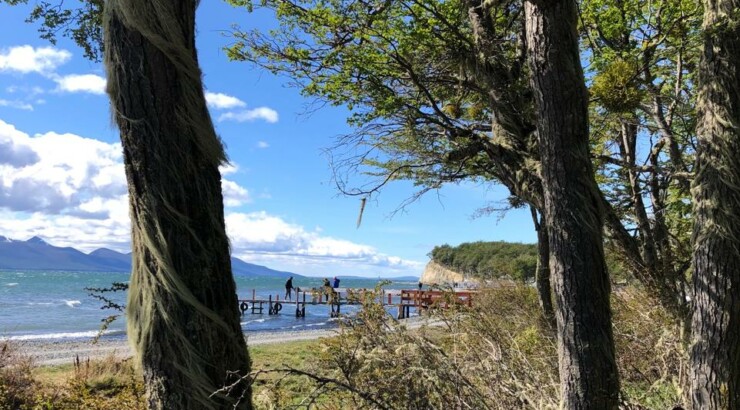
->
(237, 288), (476, 319)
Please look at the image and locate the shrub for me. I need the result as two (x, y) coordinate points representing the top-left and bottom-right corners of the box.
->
(248, 285), (687, 409)
(0, 343), (144, 410)
(0, 340), (38, 409)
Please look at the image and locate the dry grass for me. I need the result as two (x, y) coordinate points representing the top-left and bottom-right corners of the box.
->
(246, 285), (686, 409)
(2, 286), (687, 409)
(0, 340), (37, 409)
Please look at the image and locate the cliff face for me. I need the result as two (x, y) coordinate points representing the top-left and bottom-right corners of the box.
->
(419, 261), (465, 285)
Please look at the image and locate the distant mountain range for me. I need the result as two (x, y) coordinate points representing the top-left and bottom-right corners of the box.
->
(0, 235), (300, 278)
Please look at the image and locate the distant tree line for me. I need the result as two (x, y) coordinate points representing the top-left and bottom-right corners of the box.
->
(430, 241), (630, 285)
(429, 241), (537, 282)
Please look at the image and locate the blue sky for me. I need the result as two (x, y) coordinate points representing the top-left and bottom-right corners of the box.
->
(0, 1), (536, 277)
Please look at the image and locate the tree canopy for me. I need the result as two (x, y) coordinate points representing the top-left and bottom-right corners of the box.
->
(227, 0), (700, 320)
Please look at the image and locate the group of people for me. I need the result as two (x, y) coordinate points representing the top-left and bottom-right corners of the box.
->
(284, 276), (341, 300)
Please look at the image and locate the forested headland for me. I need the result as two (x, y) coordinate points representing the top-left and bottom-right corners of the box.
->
(429, 241), (537, 282)
(429, 241), (629, 284)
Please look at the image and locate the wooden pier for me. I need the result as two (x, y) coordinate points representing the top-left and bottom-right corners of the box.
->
(237, 288), (475, 319)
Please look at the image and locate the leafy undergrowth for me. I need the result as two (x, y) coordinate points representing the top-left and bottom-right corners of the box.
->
(2, 286), (686, 409)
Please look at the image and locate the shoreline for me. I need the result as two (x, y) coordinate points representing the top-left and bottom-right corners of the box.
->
(16, 316), (437, 367)
(17, 328), (338, 367)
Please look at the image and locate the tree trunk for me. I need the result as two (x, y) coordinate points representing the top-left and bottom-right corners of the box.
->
(690, 0), (740, 407)
(103, 1), (252, 408)
(524, 0), (619, 407)
(530, 206), (554, 321)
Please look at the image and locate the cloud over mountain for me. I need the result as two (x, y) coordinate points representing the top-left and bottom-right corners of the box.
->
(0, 119), (419, 276)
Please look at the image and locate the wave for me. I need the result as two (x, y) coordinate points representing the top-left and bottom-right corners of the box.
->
(64, 300), (81, 308)
(5, 283), (18, 287)
(2, 329), (125, 341)
(290, 322), (329, 329)
(241, 318), (267, 325)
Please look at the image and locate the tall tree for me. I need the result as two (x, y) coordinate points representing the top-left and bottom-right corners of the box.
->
(103, 1), (252, 408)
(690, 0), (740, 406)
(226, 0), (701, 322)
(524, 0), (619, 406)
(581, 0), (701, 322)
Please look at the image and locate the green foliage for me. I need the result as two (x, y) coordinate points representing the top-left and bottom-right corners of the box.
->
(581, 0), (700, 307)
(590, 59), (644, 113)
(429, 241), (537, 282)
(247, 341), (320, 409)
(1, 0), (104, 61)
(228, 0), (529, 199)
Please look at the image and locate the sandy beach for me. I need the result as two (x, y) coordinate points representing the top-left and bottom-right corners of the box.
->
(17, 328), (337, 367)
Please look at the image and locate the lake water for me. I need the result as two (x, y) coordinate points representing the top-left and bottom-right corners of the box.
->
(0, 270), (418, 342)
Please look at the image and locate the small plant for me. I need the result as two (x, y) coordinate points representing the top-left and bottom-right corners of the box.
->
(0, 340), (37, 409)
(84, 282), (128, 343)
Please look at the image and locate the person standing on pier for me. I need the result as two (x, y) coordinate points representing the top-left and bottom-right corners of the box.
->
(323, 278), (333, 303)
(285, 276), (294, 300)
(333, 276), (341, 288)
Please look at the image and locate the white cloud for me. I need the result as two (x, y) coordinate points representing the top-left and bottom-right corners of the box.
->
(0, 120), (421, 276)
(0, 206), (131, 253)
(256, 141), (269, 149)
(0, 99), (33, 111)
(218, 107), (279, 123)
(0, 45), (71, 74)
(0, 119), (126, 214)
(6, 85), (44, 96)
(219, 163), (239, 175)
(225, 211), (422, 275)
(205, 91), (246, 109)
(222, 179), (250, 207)
(0, 121), (39, 166)
(55, 74), (106, 94)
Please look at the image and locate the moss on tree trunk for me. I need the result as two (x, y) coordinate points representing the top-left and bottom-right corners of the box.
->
(103, 1), (252, 408)
(524, 0), (619, 407)
(690, 0), (740, 407)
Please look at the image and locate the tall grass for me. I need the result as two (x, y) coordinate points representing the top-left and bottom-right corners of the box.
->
(247, 285), (685, 409)
(2, 285), (686, 409)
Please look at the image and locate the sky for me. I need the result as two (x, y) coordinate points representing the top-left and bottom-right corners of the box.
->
(0, 1), (537, 278)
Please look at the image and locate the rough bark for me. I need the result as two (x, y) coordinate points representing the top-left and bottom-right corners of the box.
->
(690, 0), (740, 407)
(530, 206), (554, 321)
(524, 0), (619, 407)
(103, 1), (252, 408)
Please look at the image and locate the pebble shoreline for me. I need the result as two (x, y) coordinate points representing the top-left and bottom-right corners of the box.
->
(17, 328), (337, 367)
(16, 316), (436, 367)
